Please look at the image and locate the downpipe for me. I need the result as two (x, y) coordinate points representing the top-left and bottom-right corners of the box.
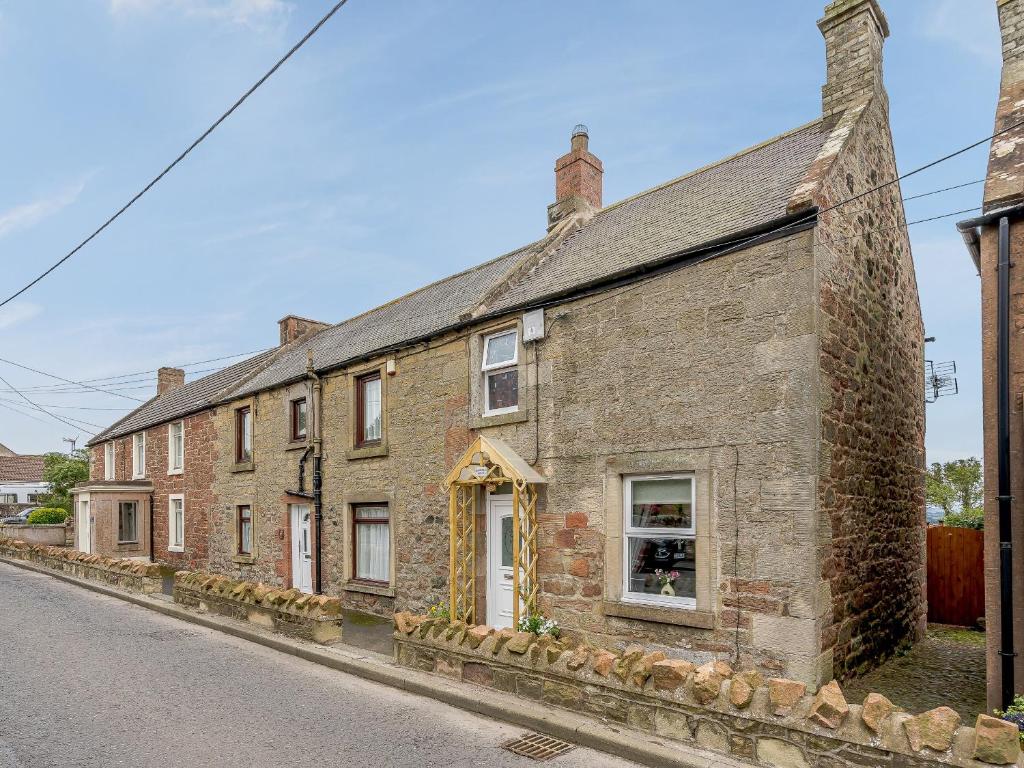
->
(306, 353), (324, 596)
(998, 215), (1017, 709)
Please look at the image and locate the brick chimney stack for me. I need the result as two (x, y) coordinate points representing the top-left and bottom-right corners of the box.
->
(547, 125), (603, 231)
(278, 314), (330, 346)
(818, 0), (889, 118)
(157, 367), (185, 395)
(985, 0), (1024, 210)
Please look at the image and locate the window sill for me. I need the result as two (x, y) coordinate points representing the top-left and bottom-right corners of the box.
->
(167, 469), (183, 477)
(343, 580), (395, 598)
(347, 443), (388, 461)
(231, 461), (255, 473)
(232, 554), (257, 565)
(602, 600), (714, 629)
(285, 441), (308, 452)
(116, 542), (141, 550)
(469, 409), (528, 429)
(168, 546), (184, 553)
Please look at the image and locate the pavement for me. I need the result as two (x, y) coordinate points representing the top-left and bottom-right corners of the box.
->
(841, 624), (987, 722)
(0, 561), (643, 768)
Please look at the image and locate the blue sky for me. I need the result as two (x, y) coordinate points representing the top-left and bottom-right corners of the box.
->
(0, 0), (999, 462)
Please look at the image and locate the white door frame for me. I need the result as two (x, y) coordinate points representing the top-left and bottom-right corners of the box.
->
(290, 504), (312, 594)
(77, 496), (92, 554)
(486, 491), (516, 629)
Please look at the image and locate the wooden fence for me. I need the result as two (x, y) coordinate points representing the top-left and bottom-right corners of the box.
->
(926, 525), (984, 627)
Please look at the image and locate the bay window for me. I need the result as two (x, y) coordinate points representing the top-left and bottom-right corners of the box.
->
(482, 329), (518, 415)
(353, 504), (389, 583)
(118, 501), (138, 543)
(623, 474), (696, 608)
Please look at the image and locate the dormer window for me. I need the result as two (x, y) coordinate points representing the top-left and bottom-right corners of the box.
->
(482, 329), (518, 415)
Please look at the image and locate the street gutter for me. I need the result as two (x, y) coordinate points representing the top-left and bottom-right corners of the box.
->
(0, 556), (751, 768)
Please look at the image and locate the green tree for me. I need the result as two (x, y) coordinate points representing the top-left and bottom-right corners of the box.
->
(926, 457), (984, 528)
(39, 449), (89, 513)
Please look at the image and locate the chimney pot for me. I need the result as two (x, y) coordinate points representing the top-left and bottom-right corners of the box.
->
(548, 125), (603, 231)
(157, 367), (185, 396)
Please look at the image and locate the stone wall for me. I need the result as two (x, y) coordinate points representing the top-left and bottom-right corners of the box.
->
(174, 570), (342, 644)
(0, 523), (67, 547)
(394, 612), (1023, 768)
(0, 537), (169, 594)
(813, 92), (927, 680)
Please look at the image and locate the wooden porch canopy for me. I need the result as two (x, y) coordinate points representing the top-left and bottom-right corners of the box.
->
(443, 436), (546, 626)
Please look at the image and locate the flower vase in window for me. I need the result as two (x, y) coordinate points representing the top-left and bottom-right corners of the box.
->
(655, 568), (679, 597)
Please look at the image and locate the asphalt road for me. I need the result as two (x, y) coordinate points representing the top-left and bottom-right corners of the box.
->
(0, 563), (640, 768)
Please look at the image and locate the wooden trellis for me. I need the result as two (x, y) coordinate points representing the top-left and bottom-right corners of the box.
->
(444, 436), (545, 626)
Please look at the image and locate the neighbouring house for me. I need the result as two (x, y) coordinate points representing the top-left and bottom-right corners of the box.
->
(75, 354), (280, 562)
(0, 449), (48, 517)
(957, 0), (1024, 713)
(83, 0), (924, 687)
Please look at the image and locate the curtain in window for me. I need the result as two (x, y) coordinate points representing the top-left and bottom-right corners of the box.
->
(363, 378), (381, 441)
(355, 505), (389, 582)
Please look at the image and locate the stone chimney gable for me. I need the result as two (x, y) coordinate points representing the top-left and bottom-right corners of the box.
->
(548, 125), (603, 231)
(985, 0), (1024, 210)
(818, 0), (889, 118)
(278, 315), (330, 346)
(157, 367), (185, 395)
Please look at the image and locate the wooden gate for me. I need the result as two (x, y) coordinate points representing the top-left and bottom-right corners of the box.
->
(927, 525), (984, 626)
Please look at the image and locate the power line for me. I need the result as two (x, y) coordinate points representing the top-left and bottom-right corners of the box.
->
(903, 179), (984, 202)
(0, 400), (54, 428)
(0, 371), (96, 435)
(0, 396), (107, 429)
(0, 357), (145, 402)
(0, 0), (351, 310)
(0, 396), (131, 412)
(57, 347), (273, 386)
(3, 364), (224, 394)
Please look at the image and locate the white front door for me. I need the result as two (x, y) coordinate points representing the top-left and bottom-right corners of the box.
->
(290, 504), (312, 594)
(487, 494), (515, 629)
(77, 499), (92, 554)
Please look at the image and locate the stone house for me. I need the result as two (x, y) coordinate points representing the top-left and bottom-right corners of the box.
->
(83, 0), (923, 687)
(78, 353), (278, 562)
(957, 0), (1024, 713)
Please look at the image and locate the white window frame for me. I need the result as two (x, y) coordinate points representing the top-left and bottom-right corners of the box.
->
(132, 432), (146, 479)
(622, 472), (697, 610)
(104, 442), (115, 480)
(168, 494), (185, 552)
(482, 329), (519, 416)
(168, 421), (184, 475)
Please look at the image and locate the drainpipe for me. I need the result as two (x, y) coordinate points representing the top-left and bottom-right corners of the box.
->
(998, 216), (1016, 709)
(306, 351), (324, 595)
(149, 492), (155, 563)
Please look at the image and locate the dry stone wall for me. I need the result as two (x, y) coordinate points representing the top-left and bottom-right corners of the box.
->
(174, 570), (342, 644)
(0, 537), (169, 594)
(394, 612), (1022, 768)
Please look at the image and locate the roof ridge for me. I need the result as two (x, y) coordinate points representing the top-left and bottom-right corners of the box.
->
(214, 335), (324, 405)
(594, 117), (826, 219)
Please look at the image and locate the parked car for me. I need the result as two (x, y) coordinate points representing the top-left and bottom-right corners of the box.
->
(0, 507), (39, 524)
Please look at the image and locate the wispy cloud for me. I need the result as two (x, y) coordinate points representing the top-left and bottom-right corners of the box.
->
(108, 0), (293, 32)
(0, 302), (42, 331)
(922, 0), (1000, 65)
(0, 180), (86, 239)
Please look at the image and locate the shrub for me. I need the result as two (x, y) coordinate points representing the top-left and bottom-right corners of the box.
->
(943, 507), (984, 530)
(26, 507), (69, 525)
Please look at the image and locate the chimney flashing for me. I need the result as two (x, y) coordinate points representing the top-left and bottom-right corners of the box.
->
(549, 125), (603, 231)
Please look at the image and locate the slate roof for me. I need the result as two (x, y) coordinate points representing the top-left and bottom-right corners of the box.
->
(0, 455), (45, 483)
(87, 349), (280, 445)
(90, 117), (834, 438)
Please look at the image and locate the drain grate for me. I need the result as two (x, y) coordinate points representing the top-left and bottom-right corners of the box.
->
(502, 732), (577, 761)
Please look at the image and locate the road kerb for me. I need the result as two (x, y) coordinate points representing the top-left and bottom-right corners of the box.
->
(0, 556), (747, 768)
